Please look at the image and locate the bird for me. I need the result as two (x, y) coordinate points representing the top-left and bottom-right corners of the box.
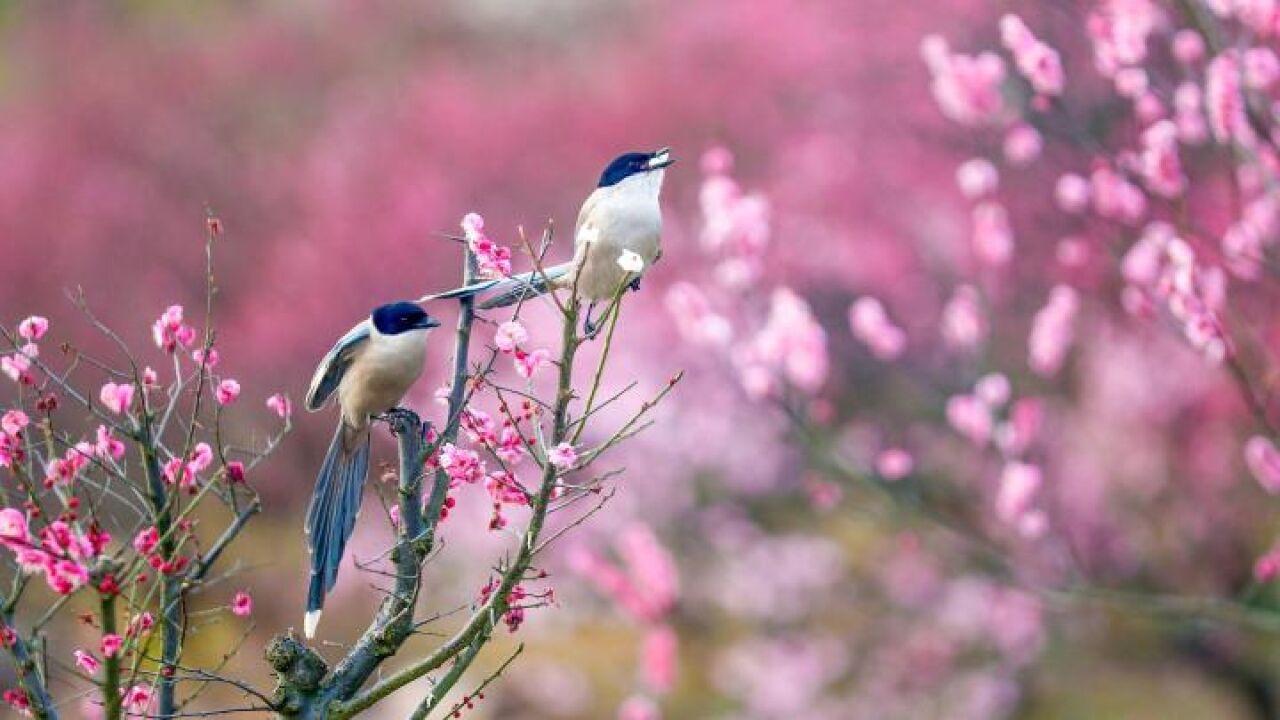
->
(424, 147), (673, 332)
(301, 300), (440, 639)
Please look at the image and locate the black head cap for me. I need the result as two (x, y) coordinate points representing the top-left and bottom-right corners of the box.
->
(597, 147), (674, 188)
(371, 302), (440, 335)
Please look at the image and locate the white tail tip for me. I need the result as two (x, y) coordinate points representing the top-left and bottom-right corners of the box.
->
(304, 610), (321, 640)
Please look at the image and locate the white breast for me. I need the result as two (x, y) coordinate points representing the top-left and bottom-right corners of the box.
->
(338, 329), (428, 426)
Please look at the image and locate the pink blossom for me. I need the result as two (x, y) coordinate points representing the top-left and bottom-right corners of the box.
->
(215, 378), (241, 405)
(641, 624), (678, 694)
(494, 320), (528, 353)
(73, 649), (100, 675)
(460, 212), (513, 279)
(133, 526), (159, 555)
(1090, 165), (1146, 223)
(1138, 120), (1185, 197)
(513, 348), (552, 379)
(439, 444), (485, 485)
(848, 297), (906, 360)
(496, 427), (526, 465)
(920, 35), (1007, 126)
(875, 448), (914, 480)
(999, 14), (1064, 96)
(1206, 51), (1255, 146)
(0, 509), (28, 544)
(1086, 0), (1160, 75)
(750, 289), (828, 393)
(971, 202), (1013, 266)
(1255, 547), (1280, 583)
(17, 316), (48, 341)
(1173, 83), (1208, 143)
(231, 591), (253, 617)
(1172, 30), (1205, 64)
(947, 394), (992, 446)
(995, 461), (1042, 524)
(1055, 174), (1091, 213)
(1002, 124), (1042, 166)
(548, 442), (578, 469)
(1, 410), (28, 437)
(1245, 436), (1280, 493)
(1113, 67), (1148, 98)
(152, 305), (197, 353)
(94, 425), (125, 460)
(4, 689), (30, 715)
(1028, 285), (1079, 377)
(941, 285), (987, 350)
(665, 283), (732, 346)
(45, 559), (89, 594)
(1053, 236), (1086, 270)
(100, 634), (123, 658)
(187, 442), (214, 475)
(122, 684), (152, 713)
(975, 373), (1011, 407)
(1, 354), (33, 384)
(955, 158), (998, 198)
(1245, 47), (1280, 89)
(99, 382), (135, 415)
(485, 471), (528, 506)
(266, 393), (292, 420)
(192, 347), (219, 368)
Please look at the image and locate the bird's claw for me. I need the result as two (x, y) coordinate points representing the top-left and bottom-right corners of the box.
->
(377, 407), (421, 435)
(628, 277), (642, 292)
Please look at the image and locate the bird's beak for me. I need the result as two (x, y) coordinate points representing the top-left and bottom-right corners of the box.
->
(647, 147), (674, 170)
(419, 316), (442, 330)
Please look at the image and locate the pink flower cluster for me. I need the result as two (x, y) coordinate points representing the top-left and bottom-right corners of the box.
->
(2, 316), (47, 386)
(999, 14), (1064, 96)
(699, 148), (770, 287)
(152, 305), (197, 354)
(0, 509), (102, 594)
(735, 289), (828, 399)
(848, 297), (906, 361)
(460, 212), (512, 279)
(920, 35), (1007, 126)
(1027, 285), (1078, 377)
(161, 442), (216, 492)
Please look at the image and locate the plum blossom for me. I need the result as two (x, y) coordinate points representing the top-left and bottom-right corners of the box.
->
(266, 393), (292, 419)
(999, 14), (1064, 96)
(122, 684), (152, 714)
(1002, 124), (1042, 166)
(73, 649), (100, 675)
(947, 394), (993, 446)
(995, 461), (1042, 526)
(547, 442), (578, 469)
(494, 320), (528, 353)
(133, 527), (159, 555)
(848, 297), (906, 360)
(17, 316), (48, 341)
(94, 425), (125, 461)
(100, 634), (123, 658)
(99, 382), (135, 415)
(1138, 120), (1185, 197)
(738, 289), (827, 396)
(460, 212), (513, 279)
(972, 202), (1013, 266)
(152, 305), (197, 353)
(955, 157), (998, 198)
(1, 354), (33, 384)
(876, 448), (914, 480)
(1054, 174), (1091, 214)
(231, 591), (253, 617)
(1206, 51), (1256, 146)
(1028, 285), (1079, 377)
(1086, 0), (1161, 76)
(215, 378), (240, 405)
(920, 35), (1007, 126)
(699, 147), (770, 286)
(514, 348), (552, 379)
(1245, 436), (1280, 494)
(941, 285), (987, 349)
(439, 444), (485, 486)
(2, 410), (29, 437)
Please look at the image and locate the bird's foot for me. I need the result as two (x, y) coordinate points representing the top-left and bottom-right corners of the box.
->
(377, 407), (421, 435)
(628, 277), (642, 292)
(581, 302), (600, 340)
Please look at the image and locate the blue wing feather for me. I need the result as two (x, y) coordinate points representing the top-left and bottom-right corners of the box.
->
(305, 320), (371, 411)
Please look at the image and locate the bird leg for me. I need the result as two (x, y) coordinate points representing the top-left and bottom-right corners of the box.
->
(628, 276), (642, 292)
(582, 301), (601, 339)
